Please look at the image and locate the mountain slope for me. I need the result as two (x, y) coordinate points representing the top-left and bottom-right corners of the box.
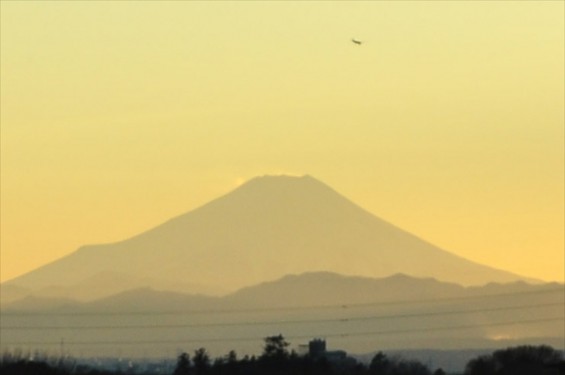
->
(5, 175), (528, 300)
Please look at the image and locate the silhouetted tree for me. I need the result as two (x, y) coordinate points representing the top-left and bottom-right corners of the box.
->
(193, 348), (210, 375)
(393, 359), (431, 375)
(1, 360), (65, 375)
(368, 352), (431, 375)
(173, 352), (191, 375)
(369, 352), (391, 374)
(223, 350), (239, 375)
(465, 355), (496, 375)
(465, 345), (563, 375)
(225, 350), (237, 363)
(262, 334), (290, 361)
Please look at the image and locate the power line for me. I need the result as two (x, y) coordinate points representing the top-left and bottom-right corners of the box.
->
(2, 287), (562, 318)
(2, 301), (562, 331)
(322, 316), (565, 339)
(2, 316), (562, 347)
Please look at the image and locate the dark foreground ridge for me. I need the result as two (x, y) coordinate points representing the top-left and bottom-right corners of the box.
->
(1, 337), (563, 375)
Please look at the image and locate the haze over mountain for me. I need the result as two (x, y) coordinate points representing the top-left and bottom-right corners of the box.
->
(4, 175), (530, 301)
(2, 272), (562, 358)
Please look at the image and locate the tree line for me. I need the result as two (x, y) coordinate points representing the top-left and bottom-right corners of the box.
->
(1, 336), (563, 375)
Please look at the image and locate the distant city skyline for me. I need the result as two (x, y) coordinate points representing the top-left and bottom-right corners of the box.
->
(1, 1), (563, 283)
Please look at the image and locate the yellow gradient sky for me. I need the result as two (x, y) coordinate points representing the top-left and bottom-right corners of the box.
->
(1, 1), (563, 284)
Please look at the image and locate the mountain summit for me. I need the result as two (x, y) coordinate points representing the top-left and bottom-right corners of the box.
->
(5, 175), (527, 300)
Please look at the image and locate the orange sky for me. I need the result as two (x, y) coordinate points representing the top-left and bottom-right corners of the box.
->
(1, 1), (563, 284)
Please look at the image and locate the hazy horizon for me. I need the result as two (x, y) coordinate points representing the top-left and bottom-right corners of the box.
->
(1, 1), (564, 284)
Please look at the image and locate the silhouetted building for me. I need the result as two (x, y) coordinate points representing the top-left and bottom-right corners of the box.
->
(309, 339), (326, 358)
(307, 339), (348, 362)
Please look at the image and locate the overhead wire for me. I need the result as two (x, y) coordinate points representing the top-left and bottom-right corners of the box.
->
(2, 316), (562, 347)
(1, 301), (562, 331)
(2, 287), (562, 350)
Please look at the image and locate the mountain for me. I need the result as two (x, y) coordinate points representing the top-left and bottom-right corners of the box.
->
(4, 175), (529, 301)
(224, 272), (466, 308)
(2, 272), (562, 358)
(6, 272), (559, 313)
(0, 284), (31, 305)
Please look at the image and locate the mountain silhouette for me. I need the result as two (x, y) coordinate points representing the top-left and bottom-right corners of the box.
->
(2, 272), (562, 358)
(4, 175), (529, 301)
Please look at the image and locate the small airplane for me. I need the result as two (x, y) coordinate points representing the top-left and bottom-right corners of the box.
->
(351, 38), (362, 45)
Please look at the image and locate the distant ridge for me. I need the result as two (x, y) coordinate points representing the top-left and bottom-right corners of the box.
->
(4, 271), (560, 313)
(2, 272), (562, 358)
(4, 175), (530, 301)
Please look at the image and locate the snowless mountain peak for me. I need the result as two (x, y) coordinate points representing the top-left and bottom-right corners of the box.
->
(5, 174), (530, 301)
